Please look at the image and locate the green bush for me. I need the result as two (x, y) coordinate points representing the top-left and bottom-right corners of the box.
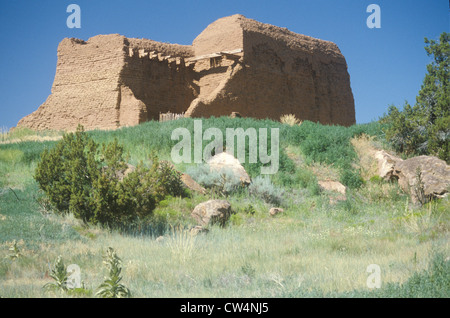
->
(295, 169), (321, 195)
(340, 169), (365, 189)
(155, 160), (188, 200)
(34, 126), (99, 216)
(381, 32), (449, 162)
(34, 125), (185, 229)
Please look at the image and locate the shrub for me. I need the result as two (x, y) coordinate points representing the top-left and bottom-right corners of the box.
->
(381, 33), (449, 162)
(276, 167), (320, 196)
(186, 164), (243, 196)
(34, 125), (184, 229)
(300, 127), (356, 168)
(340, 169), (365, 189)
(155, 160), (187, 200)
(244, 204), (256, 215)
(34, 126), (99, 216)
(296, 169), (321, 195)
(413, 166), (428, 206)
(43, 255), (91, 296)
(248, 176), (284, 205)
(7, 240), (22, 260)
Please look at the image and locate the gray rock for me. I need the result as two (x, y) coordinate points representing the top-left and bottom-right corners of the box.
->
(374, 151), (450, 203)
(393, 155), (450, 203)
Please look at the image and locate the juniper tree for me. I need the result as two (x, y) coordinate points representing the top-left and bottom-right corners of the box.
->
(382, 32), (449, 162)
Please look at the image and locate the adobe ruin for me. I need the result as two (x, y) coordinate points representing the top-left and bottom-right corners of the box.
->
(16, 14), (356, 130)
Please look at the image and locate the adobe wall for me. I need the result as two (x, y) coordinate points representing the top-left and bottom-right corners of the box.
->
(17, 35), (198, 130)
(185, 15), (355, 126)
(127, 38), (194, 58)
(120, 41), (198, 124)
(192, 15), (244, 56)
(17, 34), (127, 130)
(16, 14), (356, 131)
(241, 18), (355, 125)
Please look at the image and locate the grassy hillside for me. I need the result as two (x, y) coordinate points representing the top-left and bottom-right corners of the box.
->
(0, 117), (448, 298)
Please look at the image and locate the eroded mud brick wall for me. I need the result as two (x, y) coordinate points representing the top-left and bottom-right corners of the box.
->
(17, 35), (127, 130)
(119, 39), (197, 124)
(241, 17), (355, 126)
(18, 35), (199, 130)
(17, 14), (356, 130)
(185, 15), (355, 126)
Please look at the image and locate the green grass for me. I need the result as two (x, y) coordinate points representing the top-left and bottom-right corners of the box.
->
(0, 141), (56, 189)
(0, 118), (383, 188)
(1, 126), (63, 143)
(0, 185), (83, 247)
(0, 117), (448, 298)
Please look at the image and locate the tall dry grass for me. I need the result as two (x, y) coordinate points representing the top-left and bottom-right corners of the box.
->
(0, 127), (63, 145)
(280, 114), (302, 126)
(351, 134), (381, 180)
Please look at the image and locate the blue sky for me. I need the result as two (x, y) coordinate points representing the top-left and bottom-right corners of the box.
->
(0, 0), (448, 129)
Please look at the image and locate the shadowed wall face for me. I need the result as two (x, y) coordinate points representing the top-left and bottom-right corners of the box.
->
(120, 42), (197, 124)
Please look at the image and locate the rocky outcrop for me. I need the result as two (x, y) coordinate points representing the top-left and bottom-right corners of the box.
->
(17, 14), (355, 131)
(394, 156), (450, 203)
(374, 150), (450, 203)
(374, 150), (400, 180)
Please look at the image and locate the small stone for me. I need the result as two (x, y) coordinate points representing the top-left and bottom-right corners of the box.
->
(269, 207), (284, 216)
